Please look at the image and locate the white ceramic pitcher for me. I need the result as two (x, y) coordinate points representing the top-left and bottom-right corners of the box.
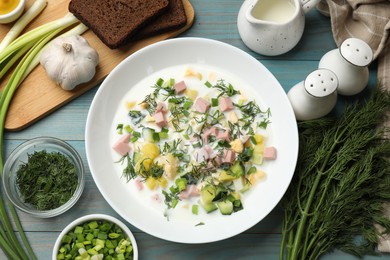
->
(237, 0), (321, 56)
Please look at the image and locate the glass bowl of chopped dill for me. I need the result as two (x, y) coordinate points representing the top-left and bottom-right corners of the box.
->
(52, 214), (138, 260)
(2, 136), (85, 218)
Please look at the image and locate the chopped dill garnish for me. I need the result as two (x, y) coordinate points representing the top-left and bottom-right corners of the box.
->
(168, 96), (187, 105)
(181, 162), (212, 184)
(162, 139), (188, 161)
(162, 139), (179, 154)
(208, 109), (224, 126)
(162, 190), (179, 209)
(258, 108), (272, 129)
(168, 96), (193, 132)
(118, 154), (137, 182)
(128, 110), (145, 125)
(162, 178), (188, 209)
(16, 150), (78, 211)
(236, 101), (270, 130)
(206, 79), (240, 97)
(217, 140), (231, 148)
(138, 160), (164, 179)
(139, 93), (157, 115)
(148, 163), (165, 179)
(228, 121), (243, 140)
(140, 78), (176, 115)
(169, 105), (187, 131)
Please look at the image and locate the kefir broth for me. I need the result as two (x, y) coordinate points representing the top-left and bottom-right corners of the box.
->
(251, 0), (296, 23)
(110, 64), (273, 222)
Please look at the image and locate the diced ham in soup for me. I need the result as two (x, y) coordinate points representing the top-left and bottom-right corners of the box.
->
(113, 133), (132, 156)
(219, 97), (234, 112)
(154, 111), (167, 127)
(194, 97), (210, 113)
(174, 80), (187, 94)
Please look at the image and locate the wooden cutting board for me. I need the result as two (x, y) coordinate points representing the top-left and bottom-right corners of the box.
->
(0, 0), (195, 131)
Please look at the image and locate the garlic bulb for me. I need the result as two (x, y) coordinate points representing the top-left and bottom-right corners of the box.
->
(40, 35), (99, 90)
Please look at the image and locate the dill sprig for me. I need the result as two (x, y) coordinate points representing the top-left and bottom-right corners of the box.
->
(168, 96), (192, 132)
(182, 162), (211, 184)
(280, 87), (390, 260)
(162, 139), (182, 154)
(162, 139), (189, 162)
(139, 93), (157, 115)
(228, 121), (244, 140)
(205, 79), (240, 97)
(119, 154), (136, 182)
(236, 101), (271, 130)
(140, 78), (176, 115)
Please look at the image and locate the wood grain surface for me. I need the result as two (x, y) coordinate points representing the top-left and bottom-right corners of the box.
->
(0, 0), (194, 131)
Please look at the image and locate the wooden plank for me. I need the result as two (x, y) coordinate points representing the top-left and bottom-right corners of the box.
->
(1, 0), (195, 131)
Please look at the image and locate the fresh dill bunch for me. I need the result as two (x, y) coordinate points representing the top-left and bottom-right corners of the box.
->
(280, 87), (390, 260)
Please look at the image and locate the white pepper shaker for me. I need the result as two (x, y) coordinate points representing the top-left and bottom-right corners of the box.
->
(319, 38), (373, 96)
(288, 69), (338, 121)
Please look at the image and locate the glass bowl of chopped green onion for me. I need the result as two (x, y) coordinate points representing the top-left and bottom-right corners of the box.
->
(52, 214), (138, 260)
(2, 136), (85, 218)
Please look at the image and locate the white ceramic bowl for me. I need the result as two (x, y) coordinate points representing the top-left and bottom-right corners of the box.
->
(85, 37), (299, 243)
(52, 214), (138, 260)
(2, 137), (85, 218)
(0, 0), (25, 24)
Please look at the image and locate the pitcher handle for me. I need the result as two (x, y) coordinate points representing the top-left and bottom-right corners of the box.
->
(300, 0), (321, 13)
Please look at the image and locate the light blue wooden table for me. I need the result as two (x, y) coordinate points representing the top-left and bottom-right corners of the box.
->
(2, 1), (388, 259)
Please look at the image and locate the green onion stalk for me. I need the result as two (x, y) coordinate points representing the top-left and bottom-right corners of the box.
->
(280, 88), (390, 260)
(0, 13), (78, 80)
(0, 13), (86, 259)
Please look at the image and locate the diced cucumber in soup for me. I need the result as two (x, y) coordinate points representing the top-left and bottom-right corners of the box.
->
(142, 127), (158, 142)
(218, 170), (237, 182)
(201, 185), (216, 204)
(218, 162), (245, 182)
(217, 200), (234, 215)
(133, 152), (142, 164)
(199, 200), (218, 213)
(229, 161), (244, 177)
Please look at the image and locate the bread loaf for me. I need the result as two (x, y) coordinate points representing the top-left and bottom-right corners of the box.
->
(134, 0), (187, 40)
(68, 0), (170, 49)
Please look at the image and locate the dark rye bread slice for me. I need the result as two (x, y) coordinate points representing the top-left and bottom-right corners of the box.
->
(68, 0), (170, 49)
(132, 0), (187, 40)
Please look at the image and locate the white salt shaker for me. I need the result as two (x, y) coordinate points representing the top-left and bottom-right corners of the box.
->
(318, 38), (373, 96)
(288, 69), (338, 121)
